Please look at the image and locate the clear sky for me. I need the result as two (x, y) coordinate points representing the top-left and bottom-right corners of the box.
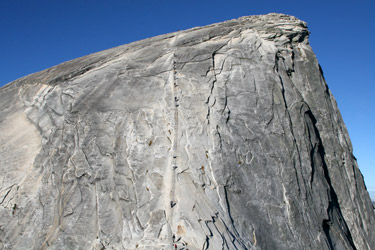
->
(1, 0), (374, 198)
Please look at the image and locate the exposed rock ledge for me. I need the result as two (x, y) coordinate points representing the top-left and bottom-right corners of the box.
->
(0, 13), (374, 250)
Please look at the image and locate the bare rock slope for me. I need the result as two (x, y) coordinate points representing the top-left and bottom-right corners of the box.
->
(0, 13), (374, 250)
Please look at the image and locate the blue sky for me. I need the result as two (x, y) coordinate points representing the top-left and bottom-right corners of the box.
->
(0, 0), (374, 197)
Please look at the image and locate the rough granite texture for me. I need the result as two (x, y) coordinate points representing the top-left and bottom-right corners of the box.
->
(0, 13), (374, 250)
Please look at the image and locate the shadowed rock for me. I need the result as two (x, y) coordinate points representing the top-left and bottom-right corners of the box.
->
(0, 13), (374, 250)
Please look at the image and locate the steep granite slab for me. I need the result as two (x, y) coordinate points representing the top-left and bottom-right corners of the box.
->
(0, 13), (374, 250)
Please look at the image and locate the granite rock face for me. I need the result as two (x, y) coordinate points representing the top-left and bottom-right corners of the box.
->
(0, 14), (374, 250)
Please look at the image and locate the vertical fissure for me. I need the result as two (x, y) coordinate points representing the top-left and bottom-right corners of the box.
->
(304, 110), (357, 250)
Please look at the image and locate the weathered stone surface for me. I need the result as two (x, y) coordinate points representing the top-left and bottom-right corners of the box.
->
(0, 13), (374, 250)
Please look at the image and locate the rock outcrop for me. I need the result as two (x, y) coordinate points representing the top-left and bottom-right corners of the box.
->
(0, 13), (374, 250)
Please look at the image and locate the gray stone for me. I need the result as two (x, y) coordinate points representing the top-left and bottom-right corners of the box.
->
(0, 13), (374, 250)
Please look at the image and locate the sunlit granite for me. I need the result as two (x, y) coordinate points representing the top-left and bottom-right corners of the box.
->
(0, 13), (374, 250)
